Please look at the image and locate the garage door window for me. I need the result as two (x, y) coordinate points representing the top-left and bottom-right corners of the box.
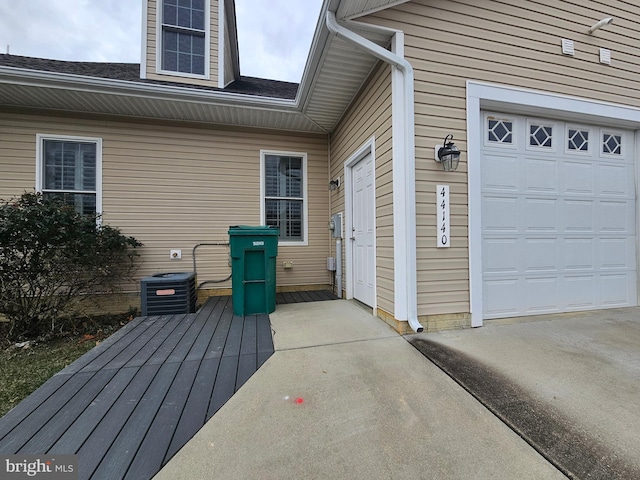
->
(567, 128), (590, 152)
(529, 124), (553, 148)
(487, 118), (513, 144)
(603, 133), (622, 155)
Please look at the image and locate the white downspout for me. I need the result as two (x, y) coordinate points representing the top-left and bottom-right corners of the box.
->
(326, 11), (422, 333)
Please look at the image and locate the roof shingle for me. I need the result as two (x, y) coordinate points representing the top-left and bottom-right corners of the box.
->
(0, 54), (298, 100)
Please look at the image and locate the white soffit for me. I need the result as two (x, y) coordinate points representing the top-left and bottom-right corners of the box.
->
(337, 0), (411, 20)
(0, 81), (322, 132)
(302, 24), (392, 131)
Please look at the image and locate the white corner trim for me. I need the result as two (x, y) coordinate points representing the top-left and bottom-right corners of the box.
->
(466, 80), (640, 328)
(218, 0), (225, 88)
(140, 0), (148, 79)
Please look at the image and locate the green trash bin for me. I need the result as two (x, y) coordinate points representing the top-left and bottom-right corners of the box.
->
(228, 225), (279, 316)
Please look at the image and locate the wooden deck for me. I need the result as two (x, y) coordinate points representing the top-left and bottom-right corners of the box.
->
(0, 291), (337, 479)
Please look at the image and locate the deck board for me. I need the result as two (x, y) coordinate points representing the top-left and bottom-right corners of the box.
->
(165, 356), (220, 461)
(48, 367), (139, 454)
(0, 291), (336, 479)
(92, 362), (182, 480)
(145, 314), (194, 365)
(207, 355), (239, 418)
(76, 364), (162, 478)
(124, 359), (201, 480)
(0, 373), (95, 453)
(19, 369), (119, 454)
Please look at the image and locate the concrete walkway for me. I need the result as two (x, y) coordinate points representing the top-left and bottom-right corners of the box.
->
(155, 301), (564, 480)
(407, 308), (640, 479)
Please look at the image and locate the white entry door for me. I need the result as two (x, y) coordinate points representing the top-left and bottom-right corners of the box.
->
(352, 153), (375, 306)
(481, 112), (637, 319)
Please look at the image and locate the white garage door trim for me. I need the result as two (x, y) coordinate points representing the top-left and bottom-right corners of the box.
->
(467, 81), (640, 327)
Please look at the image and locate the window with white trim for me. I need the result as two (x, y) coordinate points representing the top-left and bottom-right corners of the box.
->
(261, 152), (307, 243)
(37, 135), (101, 216)
(161, 0), (206, 75)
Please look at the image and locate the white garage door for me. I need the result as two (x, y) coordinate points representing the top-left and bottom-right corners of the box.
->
(481, 112), (637, 319)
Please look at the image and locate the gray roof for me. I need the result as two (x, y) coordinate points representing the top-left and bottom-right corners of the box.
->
(0, 54), (298, 100)
(0, 0), (401, 132)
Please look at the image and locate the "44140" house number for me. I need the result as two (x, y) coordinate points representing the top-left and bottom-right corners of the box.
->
(437, 185), (450, 248)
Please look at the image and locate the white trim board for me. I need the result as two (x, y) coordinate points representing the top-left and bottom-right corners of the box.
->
(343, 136), (376, 309)
(466, 81), (640, 327)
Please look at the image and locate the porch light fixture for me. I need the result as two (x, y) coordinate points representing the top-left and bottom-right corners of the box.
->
(328, 178), (340, 191)
(588, 17), (613, 34)
(435, 135), (461, 172)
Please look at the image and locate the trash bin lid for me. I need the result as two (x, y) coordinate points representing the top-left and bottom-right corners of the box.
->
(228, 225), (279, 235)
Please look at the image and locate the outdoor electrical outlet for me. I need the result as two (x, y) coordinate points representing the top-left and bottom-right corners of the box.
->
(282, 261), (294, 269)
(170, 249), (182, 260)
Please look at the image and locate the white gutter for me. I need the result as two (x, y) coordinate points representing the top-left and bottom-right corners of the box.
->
(0, 66), (298, 109)
(325, 11), (422, 333)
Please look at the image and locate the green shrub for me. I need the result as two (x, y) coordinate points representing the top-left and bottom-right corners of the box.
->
(0, 192), (142, 340)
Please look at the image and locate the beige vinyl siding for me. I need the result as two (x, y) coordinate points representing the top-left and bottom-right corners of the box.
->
(145, 0), (219, 87)
(363, 0), (640, 317)
(0, 111), (330, 292)
(330, 63), (394, 314)
(0, 123), (36, 198)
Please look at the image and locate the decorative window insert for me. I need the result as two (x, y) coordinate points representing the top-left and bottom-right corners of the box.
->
(161, 0), (206, 75)
(487, 118), (513, 144)
(567, 128), (590, 152)
(602, 132), (622, 155)
(529, 124), (553, 148)
(261, 152), (307, 244)
(37, 135), (102, 216)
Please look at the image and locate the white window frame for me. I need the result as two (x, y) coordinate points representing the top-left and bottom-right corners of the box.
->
(260, 150), (308, 246)
(35, 134), (103, 216)
(156, 0), (210, 79)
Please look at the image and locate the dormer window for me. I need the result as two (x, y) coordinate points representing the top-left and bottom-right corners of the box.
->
(161, 0), (206, 75)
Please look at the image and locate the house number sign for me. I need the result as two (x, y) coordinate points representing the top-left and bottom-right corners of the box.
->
(437, 185), (450, 248)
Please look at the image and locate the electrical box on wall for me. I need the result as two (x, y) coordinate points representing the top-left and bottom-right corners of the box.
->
(330, 212), (343, 238)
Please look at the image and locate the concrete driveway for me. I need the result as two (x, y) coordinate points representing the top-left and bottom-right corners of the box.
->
(407, 308), (640, 479)
(156, 300), (565, 479)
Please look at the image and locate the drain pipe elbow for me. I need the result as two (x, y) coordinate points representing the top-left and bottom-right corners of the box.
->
(409, 316), (423, 333)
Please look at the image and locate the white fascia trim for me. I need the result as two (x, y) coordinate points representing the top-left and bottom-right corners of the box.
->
(326, 11), (421, 332)
(141, 0), (148, 79)
(218, 0), (225, 88)
(0, 66), (298, 110)
(467, 80), (640, 328)
(35, 133), (103, 215)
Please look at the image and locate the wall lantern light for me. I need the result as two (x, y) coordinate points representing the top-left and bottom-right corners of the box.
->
(328, 178), (340, 191)
(435, 134), (461, 172)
